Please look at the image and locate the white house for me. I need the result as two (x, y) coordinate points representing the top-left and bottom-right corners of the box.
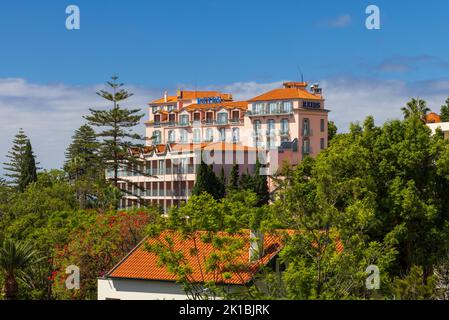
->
(98, 230), (285, 300)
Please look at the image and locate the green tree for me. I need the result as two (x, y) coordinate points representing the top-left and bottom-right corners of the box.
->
(401, 98), (430, 119)
(227, 163), (240, 192)
(84, 75), (145, 206)
(0, 239), (41, 300)
(253, 159), (270, 207)
(392, 266), (438, 300)
(17, 140), (37, 193)
(440, 98), (449, 122)
(64, 124), (102, 208)
(192, 162), (224, 200)
(3, 129), (29, 188)
(328, 121), (338, 143)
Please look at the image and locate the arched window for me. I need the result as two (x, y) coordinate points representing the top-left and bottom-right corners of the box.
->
(232, 128), (240, 143)
(193, 129), (201, 143)
(168, 130), (175, 143)
(281, 119), (289, 135)
(179, 114), (189, 126)
(180, 129), (188, 143)
(303, 118), (310, 136)
(153, 130), (161, 144)
(206, 128), (214, 142)
(217, 111), (228, 125)
(219, 128), (226, 142)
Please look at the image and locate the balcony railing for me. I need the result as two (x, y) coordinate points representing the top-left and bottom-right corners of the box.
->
(216, 118), (229, 125)
(247, 109), (294, 117)
(302, 128), (313, 137)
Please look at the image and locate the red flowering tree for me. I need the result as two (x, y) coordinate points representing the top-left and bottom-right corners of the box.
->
(51, 209), (158, 300)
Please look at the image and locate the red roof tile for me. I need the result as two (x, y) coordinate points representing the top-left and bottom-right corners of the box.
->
(107, 230), (284, 285)
(248, 88), (322, 102)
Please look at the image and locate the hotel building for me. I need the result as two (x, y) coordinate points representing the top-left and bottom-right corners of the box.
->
(111, 81), (329, 211)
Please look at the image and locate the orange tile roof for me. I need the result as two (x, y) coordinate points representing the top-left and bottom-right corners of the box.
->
(185, 101), (248, 112)
(107, 230), (284, 285)
(151, 96), (178, 104)
(248, 88), (322, 102)
(425, 112), (441, 123)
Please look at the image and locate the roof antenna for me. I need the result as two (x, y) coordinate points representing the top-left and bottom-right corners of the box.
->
(297, 65), (304, 82)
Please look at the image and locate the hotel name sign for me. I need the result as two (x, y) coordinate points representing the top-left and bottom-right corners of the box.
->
(197, 97), (222, 104)
(303, 101), (321, 109)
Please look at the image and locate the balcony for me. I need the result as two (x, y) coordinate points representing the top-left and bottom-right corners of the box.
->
(203, 119), (215, 126)
(302, 128), (313, 137)
(216, 119), (229, 126)
(247, 109), (294, 117)
(178, 121), (190, 127)
(279, 129), (290, 136)
(302, 146), (312, 155)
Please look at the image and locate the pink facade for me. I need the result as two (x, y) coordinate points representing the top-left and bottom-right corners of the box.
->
(115, 82), (329, 211)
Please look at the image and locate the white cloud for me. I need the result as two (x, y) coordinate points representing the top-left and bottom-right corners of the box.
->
(1, 76), (449, 176)
(0, 78), (161, 175)
(319, 14), (352, 28)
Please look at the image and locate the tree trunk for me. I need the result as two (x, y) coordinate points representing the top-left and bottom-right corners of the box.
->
(4, 272), (18, 300)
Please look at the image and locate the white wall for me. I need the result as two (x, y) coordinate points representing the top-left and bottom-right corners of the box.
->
(98, 278), (188, 300)
(427, 122), (449, 136)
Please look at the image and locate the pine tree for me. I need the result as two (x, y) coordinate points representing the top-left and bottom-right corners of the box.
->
(84, 75), (145, 206)
(192, 162), (224, 200)
(227, 163), (240, 192)
(17, 140), (37, 192)
(64, 124), (101, 208)
(217, 167), (226, 199)
(253, 159), (270, 206)
(3, 129), (29, 186)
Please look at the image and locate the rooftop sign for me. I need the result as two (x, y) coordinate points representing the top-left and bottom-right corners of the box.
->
(197, 97), (222, 104)
(303, 101), (321, 109)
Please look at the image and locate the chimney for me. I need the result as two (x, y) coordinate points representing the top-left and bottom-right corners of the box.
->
(164, 91), (168, 103)
(249, 230), (264, 262)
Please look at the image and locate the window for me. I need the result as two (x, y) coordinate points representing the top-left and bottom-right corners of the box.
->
(206, 128), (214, 142)
(180, 129), (188, 143)
(281, 119), (289, 135)
(168, 130), (175, 143)
(232, 128), (240, 143)
(283, 101), (292, 113)
(158, 160), (165, 175)
(219, 128), (226, 142)
(253, 103), (263, 114)
(269, 102), (278, 114)
(320, 119), (325, 132)
(193, 112), (201, 125)
(320, 138), (325, 150)
(253, 120), (261, 134)
(179, 114), (189, 126)
(267, 119), (276, 137)
(193, 129), (201, 143)
(217, 112), (228, 124)
(167, 105), (175, 112)
(303, 139), (310, 154)
(152, 130), (161, 144)
(303, 118), (310, 136)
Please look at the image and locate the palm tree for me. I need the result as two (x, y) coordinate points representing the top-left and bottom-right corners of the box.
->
(0, 239), (41, 300)
(401, 98), (430, 120)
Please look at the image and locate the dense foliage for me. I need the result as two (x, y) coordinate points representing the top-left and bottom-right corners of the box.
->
(2, 94), (449, 300)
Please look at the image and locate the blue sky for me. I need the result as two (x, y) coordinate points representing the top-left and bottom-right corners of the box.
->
(1, 0), (449, 172)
